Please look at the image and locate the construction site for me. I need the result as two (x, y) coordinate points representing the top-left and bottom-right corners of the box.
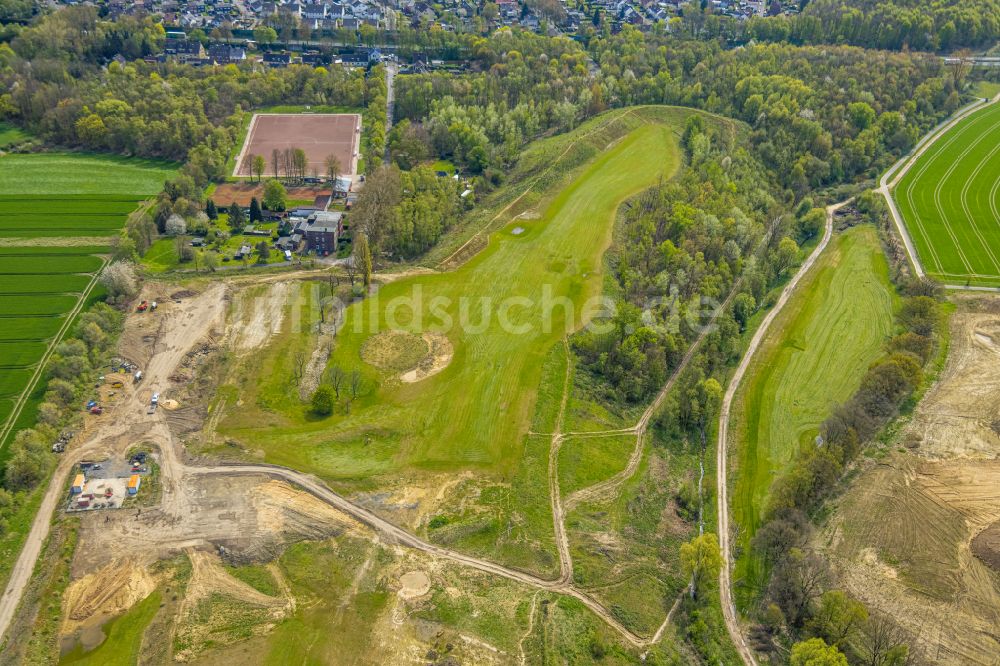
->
(818, 294), (1000, 665)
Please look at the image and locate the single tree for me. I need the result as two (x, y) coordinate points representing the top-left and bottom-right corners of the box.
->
(327, 365), (345, 399)
(99, 261), (139, 303)
(205, 199), (218, 220)
(255, 240), (270, 264)
(350, 369), (361, 399)
(679, 532), (723, 599)
(249, 196), (263, 222)
(252, 154), (266, 182)
(292, 147), (308, 180)
(253, 25), (278, 44)
(807, 590), (868, 650)
(271, 148), (281, 181)
(228, 202), (246, 233)
(311, 385), (334, 416)
(203, 252), (219, 272)
(263, 178), (287, 211)
(325, 153), (341, 185)
(790, 638), (848, 666)
(354, 233), (372, 287)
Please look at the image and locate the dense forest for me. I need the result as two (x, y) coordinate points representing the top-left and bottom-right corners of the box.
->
(750, 0), (1000, 51)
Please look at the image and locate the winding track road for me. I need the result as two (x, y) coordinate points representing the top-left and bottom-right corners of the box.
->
(715, 200), (843, 666)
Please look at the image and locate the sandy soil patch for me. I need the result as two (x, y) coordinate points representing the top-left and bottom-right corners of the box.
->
(398, 571), (431, 599)
(361, 330), (428, 372)
(61, 558), (157, 636)
(819, 297), (1000, 664)
(901, 305), (1000, 459)
(228, 282), (291, 352)
(251, 479), (361, 546)
(401, 333), (453, 383)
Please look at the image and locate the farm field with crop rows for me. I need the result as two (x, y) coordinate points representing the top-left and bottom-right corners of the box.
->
(894, 101), (1000, 286)
(0, 153), (174, 447)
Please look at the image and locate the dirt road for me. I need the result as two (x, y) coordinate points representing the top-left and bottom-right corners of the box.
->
(0, 286), (227, 646)
(714, 201), (840, 666)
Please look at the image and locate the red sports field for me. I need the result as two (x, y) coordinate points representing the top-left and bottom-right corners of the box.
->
(233, 113), (361, 178)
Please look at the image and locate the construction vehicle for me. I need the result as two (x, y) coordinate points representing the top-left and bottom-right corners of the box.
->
(133, 370), (143, 383)
(110, 380), (124, 389)
(137, 300), (148, 312)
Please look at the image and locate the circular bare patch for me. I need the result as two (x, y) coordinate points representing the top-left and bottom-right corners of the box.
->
(161, 399), (180, 410)
(400, 333), (453, 383)
(398, 570), (430, 599)
(361, 330), (429, 372)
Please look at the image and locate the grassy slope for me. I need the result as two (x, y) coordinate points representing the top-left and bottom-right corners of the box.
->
(220, 116), (683, 480)
(893, 100), (1000, 285)
(730, 226), (895, 607)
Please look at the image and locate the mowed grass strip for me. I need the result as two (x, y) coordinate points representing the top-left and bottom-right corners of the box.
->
(730, 226), (895, 606)
(894, 101), (1000, 284)
(222, 113), (686, 480)
(0, 255), (103, 274)
(0, 342), (49, 368)
(0, 294), (79, 317)
(0, 153), (174, 195)
(0, 317), (66, 341)
(0, 274), (90, 294)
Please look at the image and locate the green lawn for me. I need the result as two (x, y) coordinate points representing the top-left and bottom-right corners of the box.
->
(0, 153), (175, 195)
(220, 116), (683, 480)
(60, 590), (162, 665)
(973, 80), (1000, 99)
(730, 226), (895, 607)
(893, 100), (1000, 286)
(0, 122), (32, 149)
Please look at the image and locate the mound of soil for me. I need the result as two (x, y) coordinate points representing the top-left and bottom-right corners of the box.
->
(361, 330), (429, 372)
(972, 520), (1000, 572)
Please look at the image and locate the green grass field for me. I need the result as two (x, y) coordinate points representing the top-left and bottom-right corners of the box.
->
(0, 122), (32, 149)
(220, 114), (683, 481)
(0, 153), (174, 449)
(0, 154), (175, 195)
(730, 226), (895, 607)
(894, 100), (1000, 286)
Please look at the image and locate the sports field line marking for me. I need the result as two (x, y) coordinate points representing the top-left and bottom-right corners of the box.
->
(957, 138), (1000, 274)
(928, 114), (1000, 275)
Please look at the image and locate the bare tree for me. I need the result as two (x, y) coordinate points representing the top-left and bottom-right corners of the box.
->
(326, 365), (345, 399)
(271, 148), (280, 180)
(948, 49), (973, 91)
(861, 611), (914, 666)
(344, 257), (357, 287)
(293, 350), (307, 381)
